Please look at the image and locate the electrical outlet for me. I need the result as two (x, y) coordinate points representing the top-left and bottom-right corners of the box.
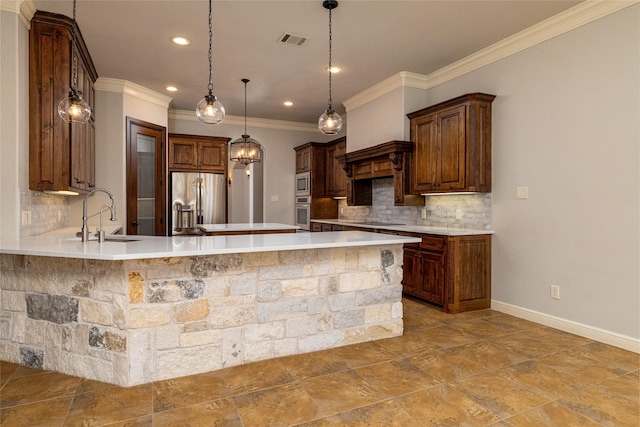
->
(421, 209), (427, 219)
(340, 207), (345, 215)
(550, 285), (560, 300)
(455, 209), (462, 220)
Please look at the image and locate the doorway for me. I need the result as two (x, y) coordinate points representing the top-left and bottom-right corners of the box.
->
(228, 148), (264, 224)
(126, 117), (166, 235)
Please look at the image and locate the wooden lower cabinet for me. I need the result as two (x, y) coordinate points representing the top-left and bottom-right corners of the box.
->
(311, 221), (491, 313)
(402, 234), (491, 313)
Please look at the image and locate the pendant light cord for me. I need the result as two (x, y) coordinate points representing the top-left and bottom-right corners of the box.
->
(71, 0), (78, 93)
(327, 5), (333, 111)
(207, 0), (213, 96)
(243, 80), (248, 136)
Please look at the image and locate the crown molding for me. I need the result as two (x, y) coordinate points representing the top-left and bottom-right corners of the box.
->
(344, 0), (638, 112)
(95, 78), (172, 109)
(168, 109), (328, 133)
(1, 0), (35, 26)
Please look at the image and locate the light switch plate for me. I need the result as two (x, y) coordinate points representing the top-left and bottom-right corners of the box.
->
(516, 186), (529, 199)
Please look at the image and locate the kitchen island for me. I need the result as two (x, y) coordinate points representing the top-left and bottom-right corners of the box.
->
(0, 231), (419, 386)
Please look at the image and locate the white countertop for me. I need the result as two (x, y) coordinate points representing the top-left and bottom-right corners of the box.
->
(312, 219), (494, 236)
(198, 223), (300, 232)
(0, 231), (420, 261)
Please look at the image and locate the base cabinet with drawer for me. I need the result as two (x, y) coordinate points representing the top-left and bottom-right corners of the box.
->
(402, 233), (491, 313)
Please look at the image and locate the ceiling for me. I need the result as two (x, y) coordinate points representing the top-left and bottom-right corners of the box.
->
(29, 0), (582, 125)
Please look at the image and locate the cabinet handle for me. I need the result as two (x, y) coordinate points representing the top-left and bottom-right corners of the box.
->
(131, 221), (139, 227)
(88, 183), (95, 188)
(74, 177), (85, 184)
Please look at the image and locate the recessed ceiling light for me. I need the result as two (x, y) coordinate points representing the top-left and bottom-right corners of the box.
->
(326, 65), (342, 73)
(283, 101), (293, 107)
(171, 36), (190, 46)
(166, 86), (178, 92)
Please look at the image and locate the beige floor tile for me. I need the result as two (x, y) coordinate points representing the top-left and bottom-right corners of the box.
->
(301, 369), (387, 415)
(102, 415), (154, 427)
(504, 401), (602, 426)
(560, 371), (640, 426)
(209, 358), (295, 396)
(293, 418), (335, 427)
(0, 396), (72, 427)
(0, 371), (82, 407)
(410, 324), (481, 348)
(450, 372), (550, 418)
(279, 348), (350, 380)
(447, 317), (527, 339)
(491, 327), (592, 359)
(64, 383), (153, 427)
(0, 361), (19, 387)
(575, 341), (640, 372)
(535, 349), (628, 386)
(330, 340), (397, 369)
(453, 340), (530, 371)
(375, 328), (444, 356)
(234, 382), (322, 426)
(408, 346), (489, 382)
(397, 385), (502, 426)
(328, 399), (423, 426)
(153, 371), (229, 412)
(496, 360), (587, 400)
(354, 358), (440, 397)
(153, 398), (242, 427)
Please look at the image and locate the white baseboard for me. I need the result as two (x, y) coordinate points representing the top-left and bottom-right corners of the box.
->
(491, 300), (640, 354)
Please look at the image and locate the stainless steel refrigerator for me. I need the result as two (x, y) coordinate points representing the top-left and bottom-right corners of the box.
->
(170, 172), (226, 235)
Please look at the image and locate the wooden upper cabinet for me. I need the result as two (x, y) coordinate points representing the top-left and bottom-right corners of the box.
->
(29, 11), (97, 194)
(408, 93), (495, 194)
(295, 145), (312, 173)
(325, 137), (347, 198)
(168, 134), (229, 173)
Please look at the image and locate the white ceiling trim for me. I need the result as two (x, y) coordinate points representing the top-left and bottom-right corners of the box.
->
(2, 0), (35, 26)
(344, 0), (638, 112)
(168, 109), (322, 134)
(95, 77), (172, 109)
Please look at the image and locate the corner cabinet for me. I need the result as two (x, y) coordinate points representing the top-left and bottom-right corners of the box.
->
(29, 11), (98, 194)
(407, 93), (495, 194)
(402, 233), (491, 313)
(168, 134), (229, 173)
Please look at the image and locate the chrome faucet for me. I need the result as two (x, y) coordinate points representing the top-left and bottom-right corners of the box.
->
(81, 188), (117, 242)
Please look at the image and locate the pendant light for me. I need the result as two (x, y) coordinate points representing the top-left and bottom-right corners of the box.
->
(318, 0), (342, 135)
(230, 79), (262, 165)
(57, 0), (91, 124)
(196, 0), (225, 124)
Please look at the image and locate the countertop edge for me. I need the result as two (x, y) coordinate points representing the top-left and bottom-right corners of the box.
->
(311, 219), (494, 236)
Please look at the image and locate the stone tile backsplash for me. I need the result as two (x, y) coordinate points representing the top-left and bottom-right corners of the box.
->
(20, 191), (70, 237)
(338, 177), (492, 230)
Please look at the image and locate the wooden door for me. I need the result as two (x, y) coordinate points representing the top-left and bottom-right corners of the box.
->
(401, 248), (422, 297)
(411, 112), (438, 192)
(126, 117), (166, 236)
(419, 251), (445, 305)
(437, 105), (466, 190)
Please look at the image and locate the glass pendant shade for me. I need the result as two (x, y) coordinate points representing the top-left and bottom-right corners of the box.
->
(196, 94), (225, 124)
(229, 135), (262, 165)
(58, 89), (91, 124)
(318, 108), (342, 135)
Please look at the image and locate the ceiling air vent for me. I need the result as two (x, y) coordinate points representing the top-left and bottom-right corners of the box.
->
(278, 32), (309, 47)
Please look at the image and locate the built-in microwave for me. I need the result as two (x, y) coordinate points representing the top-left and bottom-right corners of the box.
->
(295, 172), (311, 196)
(295, 196), (311, 230)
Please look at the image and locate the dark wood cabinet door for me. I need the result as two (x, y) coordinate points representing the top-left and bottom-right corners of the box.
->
(325, 139), (347, 197)
(295, 147), (311, 173)
(419, 251), (446, 305)
(437, 105), (466, 191)
(402, 248), (422, 297)
(411, 112), (438, 192)
(168, 139), (198, 170)
(199, 140), (226, 172)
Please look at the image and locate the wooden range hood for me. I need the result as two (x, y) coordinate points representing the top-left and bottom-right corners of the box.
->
(336, 141), (424, 206)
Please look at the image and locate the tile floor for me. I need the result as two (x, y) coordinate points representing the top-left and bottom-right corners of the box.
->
(1, 297), (638, 426)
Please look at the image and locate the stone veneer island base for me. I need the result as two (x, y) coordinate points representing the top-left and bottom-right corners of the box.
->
(0, 244), (405, 386)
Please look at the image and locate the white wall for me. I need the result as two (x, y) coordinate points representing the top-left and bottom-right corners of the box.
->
(424, 6), (639, 343)
(169, 115), (330, 225)
(0, 7), (29, 240)
(69, 80), (170, 229)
